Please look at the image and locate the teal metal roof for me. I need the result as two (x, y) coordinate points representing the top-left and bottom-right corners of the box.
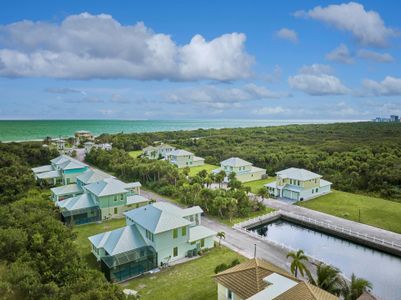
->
(50, 155), (88, 170)
(276, 168), (321, 181)
(152, 202), (203, 217)
(84, 178), (131, 197)
(127, 195), (149, 205)
(36, 170), (60, 179)
(76, 169), (113, 185)
(169, 149), (193, 156)
(32, 165), (53, 174)
(189, 225), (216, 242)
(58, 193), (97, 211)
(50, 183), (83, 196)
(88, 225), (148, 256)
(221, 157), (252, 167)
(124, 203), (191, 234)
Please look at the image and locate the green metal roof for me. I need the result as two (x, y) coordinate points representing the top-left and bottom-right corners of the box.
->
(189, 225), (216, 242)
(50, 183), (83, 196)
(88, 225), (148, 256)
(76, 168), (113, 185)
(124, 203), (192, 234)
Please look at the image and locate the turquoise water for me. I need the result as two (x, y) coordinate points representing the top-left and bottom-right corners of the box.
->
(0, 119), (361, 142)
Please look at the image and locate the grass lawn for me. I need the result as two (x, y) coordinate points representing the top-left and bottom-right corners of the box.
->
(217, 206), (275, 227)
(73, 218), (126, 269)
(187, 163), (218, 176)
(243, 177), (275, 193)
(123, 246), (245, 300)
(297, 190), (401, 234)
(128, 150), (143, 158)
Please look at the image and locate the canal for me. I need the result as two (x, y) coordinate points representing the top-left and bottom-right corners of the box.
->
(250, 219), (401, 300)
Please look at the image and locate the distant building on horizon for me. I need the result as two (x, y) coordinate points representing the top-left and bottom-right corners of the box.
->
(372, 115), (400, 123)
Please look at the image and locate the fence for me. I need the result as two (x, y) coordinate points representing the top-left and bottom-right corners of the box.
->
(233, 210), (401, 255)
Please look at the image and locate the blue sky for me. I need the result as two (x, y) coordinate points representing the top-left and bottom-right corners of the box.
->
(0, 0), (400, 120)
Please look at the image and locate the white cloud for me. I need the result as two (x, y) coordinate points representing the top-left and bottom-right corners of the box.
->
(326, 44), (354, 64)
(357, 49), (394, 63)
(361, 76), (401, 96)
(0, 13), (253, 81)
(45, 87), (83, 94)
(276, 28), (298, 43)
(164, 84), (290, 109)
(252, 106), (287, 115)
(288, 64), (349, 96)
(294, 2), (397, 47)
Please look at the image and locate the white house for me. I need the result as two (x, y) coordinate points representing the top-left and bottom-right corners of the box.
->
(213, 157), (266, 183)
(166, 149), (205, 168)
(88, 202), (216, 282)
(143, 143), (176, 159)
(265, 167), (331, 201)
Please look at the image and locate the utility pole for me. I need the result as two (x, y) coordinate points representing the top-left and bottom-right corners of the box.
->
(254, 244), (257, 258)
(358, 209), (361, 222)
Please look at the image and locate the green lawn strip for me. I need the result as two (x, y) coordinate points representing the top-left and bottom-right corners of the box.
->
(128, 150), (143, 158)
(243, 177), (276, 193)
(187, 164), (219, 176)
(214, 206), (275, 227)
(297, 190), (401, 234)
(73, 218), (127, 269)
(122, 246), (245, 300)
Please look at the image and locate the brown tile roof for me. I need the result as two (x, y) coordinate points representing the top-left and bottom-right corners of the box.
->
(214, 258), (338, 300)
(357, 292), (380, 300)
(214, 258), (298, 299)
(274, 282), (338, 300)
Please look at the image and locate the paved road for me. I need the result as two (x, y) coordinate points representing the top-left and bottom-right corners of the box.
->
(263, 198), (401, 245)
(141, 189), (311, 273)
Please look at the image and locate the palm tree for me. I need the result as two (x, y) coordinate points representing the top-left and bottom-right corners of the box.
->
(342, 274), (372, 300)
(286, 249), (309, 278)
(257, 187), (268, 201)
(217, 231), (226, 246)
(308, 263), (344, 296)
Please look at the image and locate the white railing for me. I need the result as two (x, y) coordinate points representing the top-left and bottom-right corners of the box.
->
(233, 210), (401, 251)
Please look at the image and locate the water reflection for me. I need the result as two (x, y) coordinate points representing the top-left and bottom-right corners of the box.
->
(250, 220), (401, 300)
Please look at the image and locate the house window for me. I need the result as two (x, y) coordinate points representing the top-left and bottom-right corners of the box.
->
(316, 188), (319, 192)
(121, 194), (124, 200)
(114, 207), (118, 214)
(182, 227), (187, 236)
(189, 215), (194, 222)
(173, 228), (178, 239)
(114, 196), (118, 202)
(312, 189), (314, 194)
(227, 289), (233, 300)
(146, 230), (154, 242)
(173, 247), (178, 257)
(200, 238), (205, 247)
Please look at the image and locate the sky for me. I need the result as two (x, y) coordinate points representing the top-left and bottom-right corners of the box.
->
(0, 0), (400, 120)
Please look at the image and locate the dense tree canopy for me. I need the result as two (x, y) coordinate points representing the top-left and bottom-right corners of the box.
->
(98, 122), (401, 201)
(0, 142), (125, 300)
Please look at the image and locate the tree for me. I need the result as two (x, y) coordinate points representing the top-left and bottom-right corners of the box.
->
(308, 263), (344, 296)
(286, 249), (309, 278)
(182, 167), (190, 177)
(215, 170), (226, 188)
(342, 274), (372, 300)
(257, 187), (268, 200)
(216, 231), (226, 246)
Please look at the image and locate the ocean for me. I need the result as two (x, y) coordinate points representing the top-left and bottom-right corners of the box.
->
(0, 119), (362, 142)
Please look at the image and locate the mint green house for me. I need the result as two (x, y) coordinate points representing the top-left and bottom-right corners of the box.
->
(88, 202), (216, 282)
(166, 149), (205, 168)
(266, 167), (332, 201)
(58, 177), (147, 225)
(213, 157), (267, 183)
(32, 155), (89, 185)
